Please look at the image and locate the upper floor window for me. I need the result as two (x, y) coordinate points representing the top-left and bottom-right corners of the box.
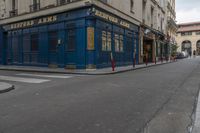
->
(10, 0), (18, 17)
(100, 0), (108, 3)
(130, 0), (134, 13)
(30, 0), (40, 12)
(151, 7), (154, 27)
(196, 31), (200, 35)
(57, 0), (77, 6)
(12, 0), (17, 10)
(181, 32), (192, 36)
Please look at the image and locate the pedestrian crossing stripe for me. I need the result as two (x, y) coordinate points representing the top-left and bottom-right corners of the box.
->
(16, 73), (73, 79)
(0, 76), (50, 84)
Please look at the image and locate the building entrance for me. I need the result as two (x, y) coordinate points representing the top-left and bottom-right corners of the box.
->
(143, 40), (154, 63)
(196, 40), (200, 56)
(182, 40), (192, 54)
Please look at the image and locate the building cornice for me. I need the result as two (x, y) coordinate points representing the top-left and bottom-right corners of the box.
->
(0, 0), (141, 26)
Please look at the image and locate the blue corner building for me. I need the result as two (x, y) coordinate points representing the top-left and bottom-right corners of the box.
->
(0, 5), (139, 69)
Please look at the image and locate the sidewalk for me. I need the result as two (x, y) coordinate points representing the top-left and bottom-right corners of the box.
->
(0, 60), (177, 75)
(0, 82), (14, 94)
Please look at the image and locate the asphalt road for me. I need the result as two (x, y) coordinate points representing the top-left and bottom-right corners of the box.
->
(0, 58), (200, 133)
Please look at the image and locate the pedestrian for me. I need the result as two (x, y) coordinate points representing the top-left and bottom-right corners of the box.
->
(193, 50), (196, 58)
(189, 51), (192, 58)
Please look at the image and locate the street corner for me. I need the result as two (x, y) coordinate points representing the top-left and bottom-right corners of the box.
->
(0, 82), (15, 94)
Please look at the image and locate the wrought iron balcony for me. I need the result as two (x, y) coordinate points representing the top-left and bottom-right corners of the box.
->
(30, 3), (40, 12)
(168, 17), (178, 30)
(57, 0), (82, 6)
(9, 9), (18, 17)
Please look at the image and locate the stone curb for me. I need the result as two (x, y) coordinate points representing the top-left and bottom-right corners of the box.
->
(0, 61), (177, 76)
(0, 83), (15, 94)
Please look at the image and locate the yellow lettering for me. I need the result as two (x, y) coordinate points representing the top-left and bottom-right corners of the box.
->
(47, 16), (53, 22)
(38, 18), (42, 24)
(53, 16), (57, 21)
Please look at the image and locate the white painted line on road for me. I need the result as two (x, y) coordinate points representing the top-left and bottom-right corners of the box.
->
(16, 73), (73, 79)
(0, 76), (50, 83)
(192, 91), (200, 133)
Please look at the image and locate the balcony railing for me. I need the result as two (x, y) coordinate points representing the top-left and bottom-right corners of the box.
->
(30, 3), (40, 12)
(9, 9), (18, 17)
(57, 0), (81, 6)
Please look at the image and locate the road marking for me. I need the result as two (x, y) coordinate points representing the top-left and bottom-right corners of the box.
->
(192, 91), (200, 133)
(16, 73), (73, 79)
(0, 76), (50, 83)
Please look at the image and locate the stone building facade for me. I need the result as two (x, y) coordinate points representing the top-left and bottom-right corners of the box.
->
(176, 22), (200, 56)
(167, 0), (177, 45)
(0, 0), (174, 69)
(140, 0), (168, 63)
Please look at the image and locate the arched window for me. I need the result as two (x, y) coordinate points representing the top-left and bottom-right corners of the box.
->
(196, 40), (200, 55)
(182, 40), (192, 54)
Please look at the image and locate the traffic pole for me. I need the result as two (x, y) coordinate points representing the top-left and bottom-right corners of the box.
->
(111, 53), (115, 71)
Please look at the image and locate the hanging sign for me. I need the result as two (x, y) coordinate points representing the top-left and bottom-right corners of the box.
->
(87, 27), (95, 50)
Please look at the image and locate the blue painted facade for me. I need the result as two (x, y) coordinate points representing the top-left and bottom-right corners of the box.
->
(0, 6), (139, 69)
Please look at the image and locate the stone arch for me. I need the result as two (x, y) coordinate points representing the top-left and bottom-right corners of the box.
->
(196, 40), (200, 55)
(181, 40), (192, 54)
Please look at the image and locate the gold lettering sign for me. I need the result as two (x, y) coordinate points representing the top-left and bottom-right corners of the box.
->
(10, 16), (57, 30)
(87, 27), (95, 50)
(95, 10), (130, 29)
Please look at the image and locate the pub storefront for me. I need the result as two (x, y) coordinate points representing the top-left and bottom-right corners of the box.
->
(0, 7), (139, 69)
(140, 26), (167, 63)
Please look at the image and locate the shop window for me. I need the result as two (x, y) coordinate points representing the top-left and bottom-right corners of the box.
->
(49, 31), (58, 51)
(102, 31), (111, 51)
(115, 34), (120, 52)
(31, 34), (39, 52)
(107, 32), (112, 51)
(115, 34), (124, 52)
(101, 31), (107, 51)
(66, 29), (76, 51)
(119, 35), (124, 52)
(126, 35), (132, 52)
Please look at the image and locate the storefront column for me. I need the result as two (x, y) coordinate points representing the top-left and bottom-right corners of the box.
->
(152, 40), (156, 63)
(86, 19), (96, 69)
(0, 27), (6, 65)
(0, 27), (3, 64)
(139, 34), (144, 64)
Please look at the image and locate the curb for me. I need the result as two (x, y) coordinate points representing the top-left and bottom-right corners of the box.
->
(103, 61), (178, 75)
(0, 84), (15, 94)
(0, 61), (177, 76)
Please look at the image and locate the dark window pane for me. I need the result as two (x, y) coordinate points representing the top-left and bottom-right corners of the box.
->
(23, 34), (30, 52)
(31, 34), (39, 52)
(66, 29), (76, 51)
(49, 31), (58, 51)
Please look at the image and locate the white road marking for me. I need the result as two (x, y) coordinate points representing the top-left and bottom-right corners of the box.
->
(0, 76), (50, 83)
(16, 73), (73, 79)
(192, 91), (200, 133)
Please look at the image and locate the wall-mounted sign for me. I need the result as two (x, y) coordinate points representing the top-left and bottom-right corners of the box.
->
(94, 9), (130, 29)
(9, 16), (57, 30)
(87, 27), (95, 50)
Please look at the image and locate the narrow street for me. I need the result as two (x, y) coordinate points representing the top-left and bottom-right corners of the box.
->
(0, 58), (200, 133)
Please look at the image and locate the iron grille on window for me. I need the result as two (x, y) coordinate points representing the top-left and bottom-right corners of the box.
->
(30, 3), (40, 12)
(9, 9), (18, 17)
(57, 0), (80, 6)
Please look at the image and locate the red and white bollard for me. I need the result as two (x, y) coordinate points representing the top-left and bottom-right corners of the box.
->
(111, 53), (115, 71)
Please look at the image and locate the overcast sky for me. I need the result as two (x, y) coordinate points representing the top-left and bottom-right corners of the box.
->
(176, 0), (200, 24)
